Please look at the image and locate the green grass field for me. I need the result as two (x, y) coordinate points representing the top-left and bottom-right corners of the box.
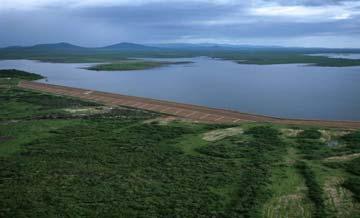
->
(1, 71), (360, 217)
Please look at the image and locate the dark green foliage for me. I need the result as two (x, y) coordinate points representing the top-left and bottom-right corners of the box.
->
(87, 107), (158, 121)
(15, 90), (99, 109)
(0, 83), (275, 218)
(244, 126), (280, 139)
(343, 177), (360, 202)
(298, 129), (322, 139)
(293, 128), (360, 209)
(197, 140), (250, 159)
(296, 161), (326, 218)
(295, 139), (328, 160)
(0, 88), (98, 108)
(322, 161), (347, 169)
(0, 85), (288, 218)
(2, 78), (360, 217)
(342, 131), (360, 146)
(346, 157), (360, 176)
(295, 130), (360, 160)
(0, 88), (101, 120)
(225, 126), (285, 217)
(0, 69), (44, 80)
(295, 129), (347, 160)
(0, 120), (237, 217)
(231, 53), (360, 67)
(330, 131), (360, 202)
(341, 158), (360, 204)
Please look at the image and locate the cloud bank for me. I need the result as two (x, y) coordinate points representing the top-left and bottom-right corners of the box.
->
(0, 0), (359, 47)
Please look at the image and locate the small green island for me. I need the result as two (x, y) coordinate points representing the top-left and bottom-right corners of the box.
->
(86, 60), (193, 71)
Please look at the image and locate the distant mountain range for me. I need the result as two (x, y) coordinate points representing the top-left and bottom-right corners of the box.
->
(3, 42), (85, 50)
(2, 42), (360, 53)
(2, 42), (159, 51)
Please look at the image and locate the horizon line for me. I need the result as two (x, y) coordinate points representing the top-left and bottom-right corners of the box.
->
(2, 41), (360, 50)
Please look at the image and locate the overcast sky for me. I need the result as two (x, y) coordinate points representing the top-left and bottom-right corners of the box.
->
(1, 0), (360, 48)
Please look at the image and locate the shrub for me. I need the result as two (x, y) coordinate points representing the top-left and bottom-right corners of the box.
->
(298, 129), (322, 140)
(244, 126), (280, 139)
(342, 131), (360, 145)
(346, 157), (360, 176)
(343, 177), (360, 202)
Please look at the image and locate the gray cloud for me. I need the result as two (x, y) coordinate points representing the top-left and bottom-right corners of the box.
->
(0, 0), (359, 47)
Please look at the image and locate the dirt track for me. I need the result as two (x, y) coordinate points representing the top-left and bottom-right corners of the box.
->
(18, 81), (360, 129)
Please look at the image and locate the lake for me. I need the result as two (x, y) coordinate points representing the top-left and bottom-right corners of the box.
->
(1, 57), (360, 121)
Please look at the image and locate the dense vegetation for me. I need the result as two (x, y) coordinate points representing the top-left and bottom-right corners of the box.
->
(86, 61), (192, 71)
(296, 161), (326, 218)
(0, 69), (44, 80)
(0, 74), (360, 217)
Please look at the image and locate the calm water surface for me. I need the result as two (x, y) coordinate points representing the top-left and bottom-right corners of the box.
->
(1, 57), (360, 121)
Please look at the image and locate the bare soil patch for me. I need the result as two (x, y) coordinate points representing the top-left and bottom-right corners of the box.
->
(143, 116), (179, 125)
(63, 106), (112, 115)
(202, 127), (243, 141)
(319, 130), (351, 143)
(263, 193), (312, 218)
(281, 128), (303, 137)
(324, 153), (360, 162)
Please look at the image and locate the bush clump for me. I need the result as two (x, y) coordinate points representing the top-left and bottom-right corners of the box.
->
(244, 126), (280, 139)
(342, 131), (360, 145)
(343, 177), (360, 202)
(298, 129), (322, 139)
(346, 157), (360, 176)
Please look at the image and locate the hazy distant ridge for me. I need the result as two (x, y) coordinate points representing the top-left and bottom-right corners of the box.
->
(2, 42), (360, 53)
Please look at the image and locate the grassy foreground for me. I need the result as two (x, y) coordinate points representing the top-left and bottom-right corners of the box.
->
(1, 71), (360, 217)
(86, 60), (192, 71)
